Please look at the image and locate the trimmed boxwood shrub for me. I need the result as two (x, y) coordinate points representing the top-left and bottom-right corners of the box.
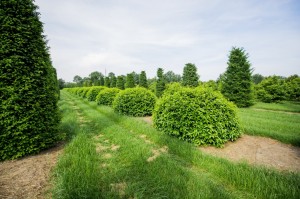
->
(86, 86), (105, 101)
(96, 88), (120, 106)
(81, 87), (91, 98)
(153, 87), (241, 147)
(0, 0), (61, 160)
(113, 87), (157, 116)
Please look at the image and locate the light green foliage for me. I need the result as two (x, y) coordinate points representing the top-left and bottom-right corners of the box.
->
(0, 0), (60, 160)
(255, 76), (287, 103)
(202, 80), (219, 91)
(113, 87), (157, 116)
(153, 87), (241, 147)
(96, 88), (120, 106)
(163, 82), (183, 96)
(86, 86), (106, 101)
(139, 71), (148, 88)
(182, 63), (199, 87)
(156, 68), (166, 97)
(221, 47), (253, 107)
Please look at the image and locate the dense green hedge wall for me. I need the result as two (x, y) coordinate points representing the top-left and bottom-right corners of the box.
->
(0, 0), (61, 160)
(113, 87), (157, 116)
(96, 88), (120, 106)
(86, 86), (105, 101)
(153, 87), (241, 147)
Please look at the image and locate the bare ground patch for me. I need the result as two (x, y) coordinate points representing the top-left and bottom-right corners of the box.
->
(200, 135), (300, 172)
(147, 146), (168, 162)
(0, 144), (64, 199)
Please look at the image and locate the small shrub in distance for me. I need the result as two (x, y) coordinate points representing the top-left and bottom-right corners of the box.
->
(86, 86), (106, 101)
(113, 87), (157, 116)
(153, 87), (241, 147)
(96, 88), (120, 106)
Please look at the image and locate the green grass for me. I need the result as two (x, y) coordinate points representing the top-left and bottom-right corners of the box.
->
(53, 90), (300, 199)
(251, 101), (300, 113)
(238, 106), (300, 146)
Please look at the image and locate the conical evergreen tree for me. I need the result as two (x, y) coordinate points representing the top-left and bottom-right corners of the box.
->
(156, 68), (165, 97)
(182, 63), (199, 87)
(116, 75), (125, 90)
(0, 0), (60, 160)
(221, 47), (253, 107)
(139, 71), (148, 88)
(125, 73), (135, 88)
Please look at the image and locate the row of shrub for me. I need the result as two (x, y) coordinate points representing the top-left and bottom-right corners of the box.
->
(65, 84), (241, 147)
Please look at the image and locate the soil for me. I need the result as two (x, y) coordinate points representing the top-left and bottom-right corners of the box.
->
(140, 116), (300, 172)
(0, 144), (64, 199)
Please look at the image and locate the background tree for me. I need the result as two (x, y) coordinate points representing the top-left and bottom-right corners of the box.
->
(132, 71), (140, 86)
(83, 77), (91, 87)
(139, 71), (148, 88)
(221, 47), (253, 107)
(73, 75), (83, 86)
(252, 73), (265, 84)
(116, 75), (125, 90)
(164, 70), (181, 83)
(125, 73), (135, 88)
(156, 68), (166, 97)
(182, 63), (199, 87)
(104, 77), (110, 87)
(0, 0), (60, 160)
(108, 72), (117, 87)
(58, 78), (65, 90)
(89, 71), (103, 86)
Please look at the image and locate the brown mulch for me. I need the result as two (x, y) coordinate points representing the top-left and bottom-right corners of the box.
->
(0, 144), (64, 199)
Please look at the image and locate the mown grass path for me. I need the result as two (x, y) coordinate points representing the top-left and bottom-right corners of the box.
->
(52, 91), (300, 199)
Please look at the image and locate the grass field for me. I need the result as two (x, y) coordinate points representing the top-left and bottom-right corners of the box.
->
(238, 102), (300, 146)
(52, 90), (300, 199)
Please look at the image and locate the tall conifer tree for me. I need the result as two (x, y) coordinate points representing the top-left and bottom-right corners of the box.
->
(221, 47), (253, 107)
(182, 63), (199, 87)
(0, 0), (60, 160)
(139, 71), (148, 88)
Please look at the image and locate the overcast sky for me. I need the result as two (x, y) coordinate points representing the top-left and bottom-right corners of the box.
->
(35, 0), (300, 82)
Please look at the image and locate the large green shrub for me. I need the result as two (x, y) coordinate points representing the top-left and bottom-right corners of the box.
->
(153, 87), (241, 147)
(0, 0), (61, 160)
(86, 86), (105, 101)
(96, 88), (120, 106)
(113, 87), (157, 116)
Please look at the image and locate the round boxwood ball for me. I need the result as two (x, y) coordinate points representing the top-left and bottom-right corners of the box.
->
(113, 87), (157, 116)
(96, 88), (121, 106)
(153, 87), (241, 147)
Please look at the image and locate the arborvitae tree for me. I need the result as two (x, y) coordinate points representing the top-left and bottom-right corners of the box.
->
(125, 73), (135, 88)
(139, 71), (148, 88)
(116, 75), (125, 90)
(108, 72), (117, 88)
(104, 77), (110, 87)
(156, 68), (166, 97)
(182, 63), (199, 87)
(0, 0), (60, 160)
(99, 75), (104, 86)
(132, 71), (139, 85)
(221, 47), (253, 107)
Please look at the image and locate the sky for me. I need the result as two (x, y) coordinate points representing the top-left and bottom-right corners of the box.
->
(35, 0), (300, 82)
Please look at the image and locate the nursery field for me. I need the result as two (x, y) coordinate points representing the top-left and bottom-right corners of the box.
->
(50, 90), (300, 199)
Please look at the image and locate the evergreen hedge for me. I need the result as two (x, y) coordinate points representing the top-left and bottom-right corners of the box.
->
(153, 87), (241, 147)
(86, 86), (105, 101)
(113, 87), (157, 116)
(96, 88), (120, 106)
(0, 0), (61, 160)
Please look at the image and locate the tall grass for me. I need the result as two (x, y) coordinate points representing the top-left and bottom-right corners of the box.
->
(238, 108), (300, 146)
(52, 90), (300, 199)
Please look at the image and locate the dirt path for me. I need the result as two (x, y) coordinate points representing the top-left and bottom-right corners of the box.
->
(140, 117), (300, 172)
(0, 144), (64, 199)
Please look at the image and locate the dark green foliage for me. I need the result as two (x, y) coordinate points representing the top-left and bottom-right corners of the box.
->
(153, 87), (241, 147)
(255, 76), (287, 103)
(221, 47), (253, 107)
(110, 75), (117, 88)
(182, 63), (199, 87)
(96, 88), (120, 106)
(116, 75), (125, 90)
(58, 78), (65, 90)
(73, 75), (83, 86)
(285, 75), (300, 101)
(104, 77), (110, 88)
(156, 68), (166, 97)
(252, 74), (264, 84)
(89, 71), (103, 86)
(86, 86), (106, 101)
(125, 73), (135, 88)
(164, 70), (181, 83)
(139, 71), (148, 88)
(0, 0), (61, 160)
(113, 87), (157, 116)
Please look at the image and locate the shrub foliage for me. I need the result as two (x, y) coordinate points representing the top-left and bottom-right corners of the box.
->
(86, 86), (105, 101)
(0, 0), (60, 160)
(96, 88), (120, 106)
(153, 86), (241, 147)
(113, 87), (157, 116)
